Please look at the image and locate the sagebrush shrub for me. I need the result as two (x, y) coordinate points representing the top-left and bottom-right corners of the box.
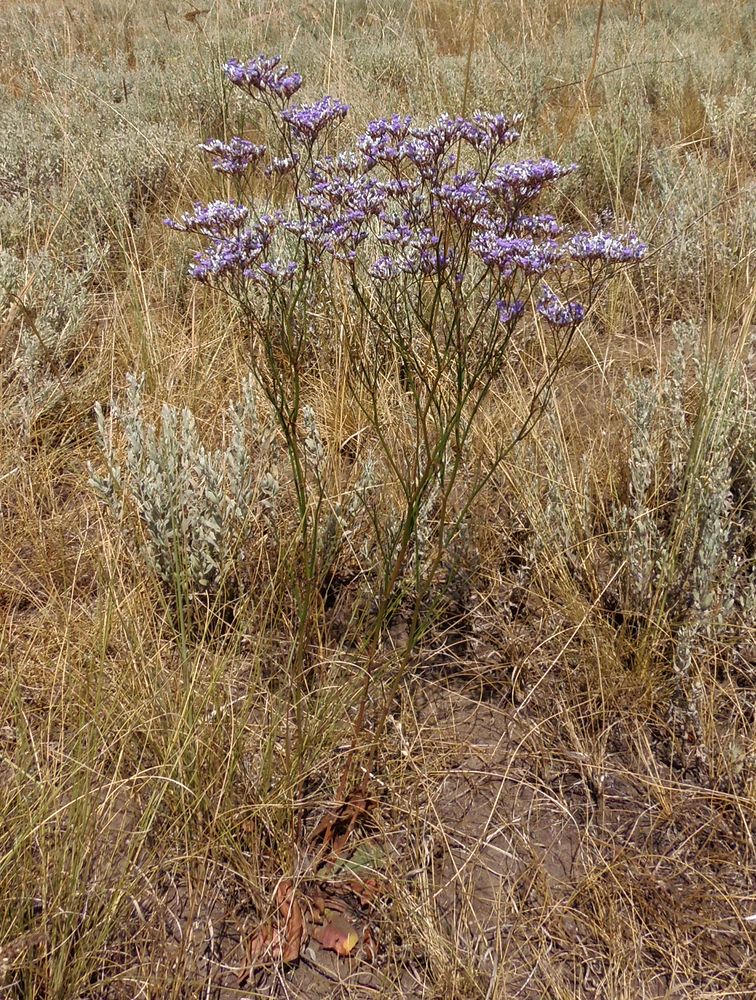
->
(90, 373), (279, 623)
(520, 323), (755, 701)
(90, 374), (376, 632)
(0, 248), (94, 435)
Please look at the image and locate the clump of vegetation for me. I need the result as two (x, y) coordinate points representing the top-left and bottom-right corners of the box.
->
(0, 247), (92, 436)
(152, 52), (644, 649)
(90, 372), (280, 629)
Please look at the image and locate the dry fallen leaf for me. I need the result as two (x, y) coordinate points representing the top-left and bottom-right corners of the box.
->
(241, 879), (307, 979)
(346, 874), (385, 905)
(243, 922), (277, 972)
(311, 914), (359, 956)
(276, 880), (306, 963)
(0, 927), (47, 984)
(184, 7), (210, 22)
(310, 786), (372, 853)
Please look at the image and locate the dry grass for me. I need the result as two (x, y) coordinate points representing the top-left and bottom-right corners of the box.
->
(1, 1), (754, 998)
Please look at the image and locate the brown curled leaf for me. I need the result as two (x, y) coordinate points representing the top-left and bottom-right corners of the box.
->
(276, 879), (306, 963)
(346, 875), (385, 905)
(242, 922), (278, 978)
(311, 914), (359, 957)
(241, 879), (307, 978)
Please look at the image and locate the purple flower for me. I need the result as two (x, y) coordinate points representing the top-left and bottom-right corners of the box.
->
(298, 174), (384, 259)
(453, 112), (522, 151)
(486, 158), (577, 203)
(257, 210), (288, 230)
(363, 114), (413, 141)
(434, 171), (489, 222)
(165, 200), (249, 236)
(358, 114), (413, 168)
(513, 213), (563, 237)
(379, 226), (440, 255)
(188, 227), (271, 283)
(455, 119), (488, 149)
(471, 232), (560, 276)
(387, 114), (462, 180)
(497, 299), (525, 324)
(302, 173), (382, 216)
(199, 137), (266, 174)
(369, 256), (401, 280)
(404, 246), (453, 277)
(224, 56), (302, 101)
(566, 231), (648, 262)
(169, 64), (648, 319)
(380, 177), (420, 198)
(250, 260), (299, 285)
(416, 114), (463, 149)
(265, 153), (301, 176)
(475, 210), (562, 240)
(536, 284), (585, 326)
(308, 153), (363, 181)
(470, 111), (523, 149)
(399, 139), (455, 181)
(319, 217), (369, 260)
(281, 96), (349, 143)
(378, 223), (415, 247)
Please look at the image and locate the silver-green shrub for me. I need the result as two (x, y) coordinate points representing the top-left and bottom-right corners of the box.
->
(89, 374), (279, 618)
(89, 376), (375, 628)
(520, 323), (754, 695)
(614, 323), (753, 629)
(701, 85), (756, 163)
(612, 324), (755, 760)
(0, 248), (94, 434)
(634, 148), (755, 314)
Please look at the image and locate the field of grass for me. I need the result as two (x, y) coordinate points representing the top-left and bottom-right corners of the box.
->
(1, 1), (754, 997)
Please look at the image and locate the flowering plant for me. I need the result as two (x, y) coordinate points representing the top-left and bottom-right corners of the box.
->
(167, 54), (647, 681)
(171, 59), (643, 303)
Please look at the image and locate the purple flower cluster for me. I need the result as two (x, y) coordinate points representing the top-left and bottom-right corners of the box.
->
(457, 111), (523, 150)
(165, 200), (249, 237)
(486, 158), (578, 205)
(265, 153), (301, 177)
(189, 227), (271, 283)
(566, 230), (647, 263)
(377, 222), (415, 247)
(372, 224), (450, 276)
(471, 232), (560, 276)
(369, 256), (401, 280)
(281, 96), (350, 144)
(186, 214), (296, 284)
(168, 54), (647, 341)
(357, 114), (413, 168)
(356, 114), (459, 181)
(513, 213), (562, 237)
(536, 284), (585, 327)
(224, 56), (302, 102)
(199, 137), (266, 174)
(356, 111), (522, 176)
(435, 171), (490, 223)
(296, 168), (388, 261)
(369, 248), (453, 279)
(252, 259), (299, 286)
(497, 299), (525, 325)
(307, 153), (363, 181)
